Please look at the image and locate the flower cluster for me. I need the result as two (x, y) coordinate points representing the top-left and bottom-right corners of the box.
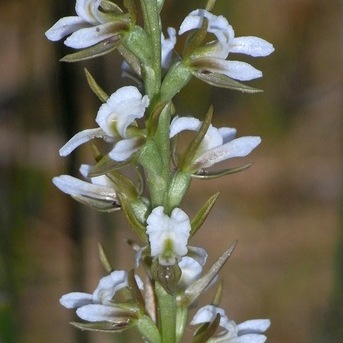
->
(47, 0), (274, 342)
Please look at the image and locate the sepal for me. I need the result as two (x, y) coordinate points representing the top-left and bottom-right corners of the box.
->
(60, 36), (121, 62)
(70, 320), (134, 332)
(192, 314), (221, 343)
(182, 16), (208, 61)
(127, 270), (145, 311)
(101, 0), (124, 14)
(85, 68), (109, 102)
(71, 194), (120, 212)
(192, 163), (253, 179)
(179, 106), (213, 172)
(193, 70), (262, 93)
(98, 243), (113, 273)
(118, 194), (149, 243)
(190, 192), (220, 238)
(88, 154), (133, 176)
(182, 242), (237, 306)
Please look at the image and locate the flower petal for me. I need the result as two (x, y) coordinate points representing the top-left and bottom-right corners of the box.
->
(109, 137), (142, 161)
(60, 292), (93, 309)
(194, 136), (261, 169)
(76, 304), (130, 322)
(170, 116), (201, 138)
(194, 58), (263, 81)
(93, 270), (128, 303)
(229, 334), (267, 343)
(230, 36), (275, 57)
(161, 27), (177, 69)
(178, 256), (203, 288)
(179, 9), (233, 46)
(64, 22), (119, 48)
(53, 175), (117, 201)
(146, 206), (191, 265)
(96, 86), (149, 137)
(190, 305), (230, 330)
(75, 0), (101, 24)
(45, 16), (89, 41)
(218, 127), (237, 143)
(237, 319), (271, 335)
(59, 127), (105, 156)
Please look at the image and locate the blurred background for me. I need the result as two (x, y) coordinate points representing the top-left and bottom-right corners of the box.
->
(1, 0), (342, 342)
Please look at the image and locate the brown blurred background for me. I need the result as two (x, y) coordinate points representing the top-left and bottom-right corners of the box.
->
(1, 0), (342, 342)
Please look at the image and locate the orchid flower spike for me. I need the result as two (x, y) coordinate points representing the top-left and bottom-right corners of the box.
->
(59, 86), (149, 162)
(60, 270), (143, 323)
(179, 9), (274, 81)
(146, 206), (191, 266)
(45, 0), (130, 49)
(170, 116), (261, 172)
(191, 305), (271, 343)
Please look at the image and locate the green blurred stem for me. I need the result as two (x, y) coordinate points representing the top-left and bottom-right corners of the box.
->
(139, 0), (161, 97)
(138, 104), (171, 208)
(156, 282), (177, 343)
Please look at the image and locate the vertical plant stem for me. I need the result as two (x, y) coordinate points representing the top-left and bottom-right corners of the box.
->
(139, 0), (161, 97)
(155, 282), (176, 343)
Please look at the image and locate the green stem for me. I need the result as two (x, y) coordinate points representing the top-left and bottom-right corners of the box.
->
(156, 282), (176, 343)
(138, 103), (171, 207)
(139, 0), (161, 97)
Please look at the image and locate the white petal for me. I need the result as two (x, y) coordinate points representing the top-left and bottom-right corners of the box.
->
(195, 136), (261, 168)
(146, 207), (191, 264)
(230, 36), (275, 57)
(229, 334), (267, 343)
(75, 0), (101, 24)
(45, 17), (89, 41)
(64, 22), (118, 48)
(59, 128), (105, 156)
(161, 27), (177, 69)
(198, 125), (224, 153)
(178, 257), (202, 288)
(96, 86), (149, 137)
(218, 127), (237, 143)
(191, 305), (230, 329)
(187, 246), (208, 266)
(200, 58), (263, 81)
(60, 292), (93, 309)
(237, 319), (271, 334)
(109, 137), (142, 161)
(179, 9), (233, 46)
(93, 270), (127, 303)
(76, 304), (124, 322)
(179, 10), (203, 35)
(53, 175), (117, 201)
(170, 116), (201, 138)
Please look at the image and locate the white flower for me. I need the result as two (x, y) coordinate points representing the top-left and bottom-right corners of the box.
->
(146, 206), (191, 266)
(191, 305), (270, 343)
(45, 0), (127, 49)
(179, 9), (274, 81)
(59, 86), (149, 161)
(60, 270), (143, 322)
(170, 116), (261, 171)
